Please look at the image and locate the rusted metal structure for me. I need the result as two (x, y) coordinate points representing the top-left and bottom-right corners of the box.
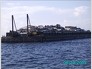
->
(1, 14), (91, 43)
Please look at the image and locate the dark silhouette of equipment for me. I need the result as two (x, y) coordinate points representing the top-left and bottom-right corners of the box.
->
(6, 15), (20, 37)
(27, 14), (31, 34)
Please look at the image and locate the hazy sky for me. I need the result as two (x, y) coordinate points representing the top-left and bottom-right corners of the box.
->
(1, 0), (91, 36)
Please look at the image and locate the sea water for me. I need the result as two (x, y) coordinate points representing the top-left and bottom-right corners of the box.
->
(1, 39), (91, 69)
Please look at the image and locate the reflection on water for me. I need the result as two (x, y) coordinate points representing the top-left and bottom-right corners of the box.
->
(1, 39), (91, 69)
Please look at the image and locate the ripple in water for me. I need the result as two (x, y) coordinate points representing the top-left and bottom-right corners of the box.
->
(1, 39), (91, 69)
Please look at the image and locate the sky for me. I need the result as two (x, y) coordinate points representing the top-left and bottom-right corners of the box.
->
(1, 0), (91, 36)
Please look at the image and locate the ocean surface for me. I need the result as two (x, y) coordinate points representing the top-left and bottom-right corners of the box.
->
(1, 39), (91, 69)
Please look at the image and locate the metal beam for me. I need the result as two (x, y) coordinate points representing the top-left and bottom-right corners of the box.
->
(12, 15), (14, 32)
(27, 14), (29, 34)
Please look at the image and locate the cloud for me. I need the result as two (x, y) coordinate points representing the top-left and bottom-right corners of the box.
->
(73, 6), (88, 16)
(1, 6), (72, 15)
(2, 5), (88, 17)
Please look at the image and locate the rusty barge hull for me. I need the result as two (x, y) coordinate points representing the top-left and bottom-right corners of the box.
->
(1, 32), (91, 43)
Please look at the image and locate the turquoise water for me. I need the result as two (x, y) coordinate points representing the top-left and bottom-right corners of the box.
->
(1, 39), (91, 69)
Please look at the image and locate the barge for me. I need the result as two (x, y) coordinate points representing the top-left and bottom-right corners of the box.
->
(1, 14), (91, 43)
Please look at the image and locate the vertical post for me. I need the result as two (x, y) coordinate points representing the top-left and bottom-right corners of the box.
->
(12, 15), (14, 32)
(27, 14), (29, 34)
